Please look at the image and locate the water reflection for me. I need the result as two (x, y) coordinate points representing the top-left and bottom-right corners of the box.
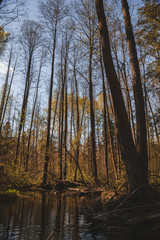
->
(0, 192), (108, 240)
(0, 192), (159, 240)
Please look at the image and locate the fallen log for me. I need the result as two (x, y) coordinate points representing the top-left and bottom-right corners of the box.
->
(61, 187), (104, 197)
(55, 180), (85, 191)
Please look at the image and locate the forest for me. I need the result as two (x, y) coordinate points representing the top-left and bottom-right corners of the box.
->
(0, 0), (160, 212)
(0, 0), (160, 239)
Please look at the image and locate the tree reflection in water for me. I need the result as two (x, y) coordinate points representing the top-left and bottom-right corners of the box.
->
(0, 192), (154, 240)
(0, 192), (108, 240)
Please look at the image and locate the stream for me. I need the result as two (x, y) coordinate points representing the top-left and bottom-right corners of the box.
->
(0, 191), (158, 240)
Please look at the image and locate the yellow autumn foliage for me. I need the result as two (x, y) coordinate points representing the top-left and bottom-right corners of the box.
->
(0, 26), (10, 42)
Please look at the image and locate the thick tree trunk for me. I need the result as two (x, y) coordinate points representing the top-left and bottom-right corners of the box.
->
(121, 0), (148, 183)
(95, 0), (147, 190)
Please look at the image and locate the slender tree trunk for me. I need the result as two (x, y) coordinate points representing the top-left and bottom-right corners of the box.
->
(15, 53), (33, 167)
(51, 89), (59, 143)
(74, 59), (80, 181)
(70, 90), (73, 159)
(1, 56), (17, 130)
(58, 86), (62, 180)
(25, 57), (42, 171)
(106, 91), (118, 180)
(43, 21), (57, 184)
(63, 36), (69, 179)
(0, 50), (12, 133)
(35, 103), (40, 169)
(64, 79), (68, 179)
(88, 24), (98, 183)
(58, 47), (65, 180)
(99, 43), (109, 182)
(20, 123), (25, 169)
(121, 0), (148, 182)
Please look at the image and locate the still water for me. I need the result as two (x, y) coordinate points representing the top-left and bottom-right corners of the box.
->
(0, 191), (158, 240)
(0, 192), (109, 240)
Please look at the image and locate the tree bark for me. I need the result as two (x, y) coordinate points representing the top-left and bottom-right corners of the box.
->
(121, 0), (148, 183)
(25, 56), (42, 171)
(95, 0), (147, 190)
(43, 20), (57, 184)
(88, 19), (98, 183)
(99, 42), (109, 182)
(15, 53), (32, 166)
(64, 75), (68, 179)
(73, 56), (80, 181)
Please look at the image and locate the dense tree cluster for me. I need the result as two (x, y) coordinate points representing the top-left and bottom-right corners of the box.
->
(0, 0), (159, 191)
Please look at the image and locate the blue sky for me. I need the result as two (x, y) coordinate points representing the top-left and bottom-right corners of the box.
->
(0, 0), (145, 96)
(27, 0), (39, 19)
(0, 0), (39, 91)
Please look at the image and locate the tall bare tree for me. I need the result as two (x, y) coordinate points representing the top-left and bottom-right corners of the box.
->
(40, 0), (66, 184)
(0, 48), (12, 133)
(15, 20), (43, 167)
(25, 54), (44, 171)
(74, 0), (98, 182)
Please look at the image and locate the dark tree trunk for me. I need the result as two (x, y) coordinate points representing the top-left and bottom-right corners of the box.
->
(64, 78), (68, 179)
(121, 0), (148, 183)
(95, 0), (147, 190)
(99, 43), (109, 182)
(74, 57), (80, 181)
(43, 21), (57, 184)
(88, 25), (98, 183)
(15, 53), (32, 166)
(106, 90), (118, 180)
(69, 88), (73, 165)
(25, 57), (42, 171)
(58, 48), (65, 181)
